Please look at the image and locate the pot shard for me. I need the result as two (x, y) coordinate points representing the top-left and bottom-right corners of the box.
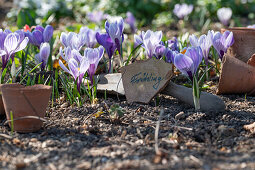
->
(221, 27), (255, 63)
(1, 84), (52, 133)
(217, 55), (255, 95)
(247, 53), (255, 67)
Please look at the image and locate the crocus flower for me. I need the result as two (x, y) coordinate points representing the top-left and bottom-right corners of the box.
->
(35, 42), (50, 71)
(173, 3), (193, 19)
(60, 32), (86, 51)
(154, 45), (166, 59)
(59, 50), (89, 92)
(87, 11), (104, 23)
(79, 27), (99, 48)
(174, 47), (203, 81)
(217, 7), (232, 26)
(105, 17), (124, 55)
(165, 48), (177, 63)
(96, 32), (116, 72)
(247, 24), (255, 28)
(125, 12), (136, 33)
(0, 31), (29, 70)
(134, 30), (162, 58)
(134, 31), (145, 48)
(84, 46), (104, 85)
(212, 31), (234, 60)
(189, 30), (214, 65)
(168, 37), (179, 52)
(26, 25), (53, 47)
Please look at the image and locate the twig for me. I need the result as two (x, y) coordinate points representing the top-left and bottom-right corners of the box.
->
(0, 133), (12, 139)
(155, 108), (164, 154)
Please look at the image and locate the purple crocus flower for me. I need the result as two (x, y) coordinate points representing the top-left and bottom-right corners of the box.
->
(60, 31), (86, 51)
(35, 42), (50, 71)
(26, 25), (53, 47)
(134, 31), (145, 48)
(189, 30), (214, 65)
(165, 48), (177, 63)
(247, 25), (255, 28)
(136, 30), (162, 58)
(84, 46), (104, 85)
(125, 12), (136, 33)
(79, 27), (99, 48)
(173, 3), (193, 19)
(59, 50), (89, 92)
(168, 37), (179, 52)
(87, 11), (104, 23)
(174, 47), (203, 81)
(217, 7), (232, 26)
(105, 17), (124, 55)
(154, 45), (166, 59)
(96, 32), (116, 72)
(212, 31), (234, 60)
(0, 31), (29, 70)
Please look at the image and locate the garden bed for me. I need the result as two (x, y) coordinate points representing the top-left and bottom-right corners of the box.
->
(0, 92), (255, 169)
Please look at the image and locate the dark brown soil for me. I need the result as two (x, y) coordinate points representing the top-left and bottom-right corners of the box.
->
(0, 91), (255, 170)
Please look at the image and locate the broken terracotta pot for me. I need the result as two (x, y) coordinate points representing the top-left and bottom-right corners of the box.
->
(217, 55), (255, 95)
(0, 95), (5, 116)
(1, 84), (52, 133)
(221, 27), (255, 63)
(247, 53), (255, 67)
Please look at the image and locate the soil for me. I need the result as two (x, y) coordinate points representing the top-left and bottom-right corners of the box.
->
(0, 89), (255, 170)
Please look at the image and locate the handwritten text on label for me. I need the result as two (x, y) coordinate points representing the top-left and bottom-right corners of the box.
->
(130, 72), (162, 90)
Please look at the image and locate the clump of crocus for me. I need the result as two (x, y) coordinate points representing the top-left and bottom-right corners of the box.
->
(87, 11), (105, 24)
(212, 31), (234, 60)
(167, 37), (179, 52)
(59, 49), (89, 93)
(217, 7), (232, 26)
(60, 31), (86, 51)
(79, 27), (99, 48)
(189, 30), (214, 65)
(0, 29), (29, 70)
(125, 11), (136, 33)
(96, 32), (116, 73)
(35, 42), (50, 71)
(173, 3), (193, 19)
(26, 25), (53, 47)
(105, 17), (124, 61)
(134, 30), (162, 58)
(174, 47), (203, 110)
(84, 46), (104, 85)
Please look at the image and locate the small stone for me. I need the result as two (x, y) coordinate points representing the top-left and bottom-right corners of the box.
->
(175, 111), (185, 120)
(30, 138), (38, 143)
(16, 162), (26, 169)
(76, 161), (91, 169)
(60, 102), (69, 108)
(12, 138), (21, 145)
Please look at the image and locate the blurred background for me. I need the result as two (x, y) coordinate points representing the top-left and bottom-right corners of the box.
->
(1, 0), (255, 34)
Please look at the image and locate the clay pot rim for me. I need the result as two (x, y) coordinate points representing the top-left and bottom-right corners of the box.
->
(221, 27), (255, 32)
(0, 84), (52, 91)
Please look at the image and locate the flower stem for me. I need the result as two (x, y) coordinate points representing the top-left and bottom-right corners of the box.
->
(192, 76), (200, 111)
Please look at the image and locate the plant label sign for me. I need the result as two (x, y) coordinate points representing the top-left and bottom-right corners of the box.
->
(121, 58), (173, 103)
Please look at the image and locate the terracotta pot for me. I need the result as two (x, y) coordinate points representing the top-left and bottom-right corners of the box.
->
(0, 95), (5, 116)
(247, 53), (255, 67)
(217, 55), (255, 95)
(1, 84), (52, 133)
(221, 27), (255, 63)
